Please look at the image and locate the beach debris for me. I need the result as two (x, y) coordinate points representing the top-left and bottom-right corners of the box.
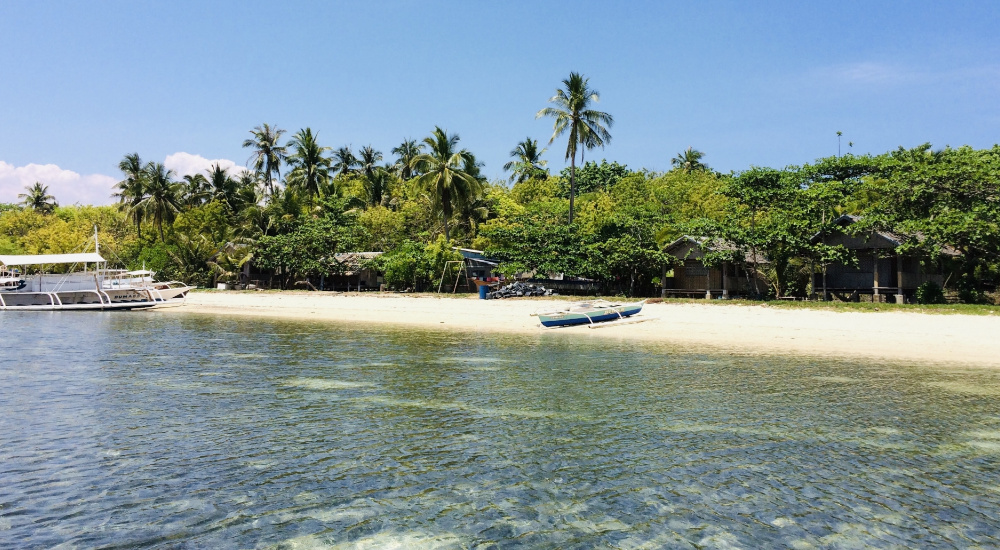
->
(487, 281), (554, 299)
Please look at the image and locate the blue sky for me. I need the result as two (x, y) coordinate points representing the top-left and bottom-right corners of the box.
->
(2, 1), (999, 205)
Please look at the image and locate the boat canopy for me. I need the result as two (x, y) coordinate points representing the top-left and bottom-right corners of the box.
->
(0, 253), (106, 266)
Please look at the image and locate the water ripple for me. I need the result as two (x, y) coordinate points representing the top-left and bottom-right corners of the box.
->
(0, 312), (999, 548)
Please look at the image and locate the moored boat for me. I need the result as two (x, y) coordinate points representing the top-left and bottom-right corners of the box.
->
(533, 299), (645, 327)
(0, 253), (165, 311)
(101, 269), (193, 305)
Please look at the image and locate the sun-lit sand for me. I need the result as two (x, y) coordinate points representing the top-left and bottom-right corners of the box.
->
(165, 291), (1000, 367)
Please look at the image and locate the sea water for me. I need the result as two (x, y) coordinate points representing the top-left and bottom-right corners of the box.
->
(1, 312), (999, 548)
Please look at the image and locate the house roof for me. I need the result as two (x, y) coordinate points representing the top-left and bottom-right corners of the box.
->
(453, 247), (499, 266)
(813, 215), (961, 256)
(663, 235), (767, 264)
(333, 252), (382, 274)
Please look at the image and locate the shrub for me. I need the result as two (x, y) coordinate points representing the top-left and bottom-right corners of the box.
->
(915, 281), (945, 304)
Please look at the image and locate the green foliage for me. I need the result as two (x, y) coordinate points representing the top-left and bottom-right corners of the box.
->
(916, 281), (946, 304)
(481, 218), (592, 278)
(424, 234), (463, 282)
(368, 241), (431, 290)
(253, 199), (364, 285)
(558, 160), (629, 196)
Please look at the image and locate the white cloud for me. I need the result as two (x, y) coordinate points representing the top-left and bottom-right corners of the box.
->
(0, 152), (248, 208)
(0, 161), (117, 206)
(163, 152), (246, 178)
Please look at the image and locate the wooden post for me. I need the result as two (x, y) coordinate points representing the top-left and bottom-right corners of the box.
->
(705, 262), (711, 300)
(722, 261), (729, 299)
(896, 252), (905, 304)
(872, 250), (880, 302)
(661, 263), (667, 299)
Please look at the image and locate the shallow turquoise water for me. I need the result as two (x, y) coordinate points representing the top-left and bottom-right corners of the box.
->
(2, 312), (1000, 548)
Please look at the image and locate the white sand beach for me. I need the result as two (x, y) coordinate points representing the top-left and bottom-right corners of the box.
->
(166, 291), (1000, 368)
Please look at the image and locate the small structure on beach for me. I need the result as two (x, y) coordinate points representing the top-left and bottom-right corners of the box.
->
(454, 248), (500, 282)
(327, 252), (383, 291)
(812, 215), (958, 303)
(661, 236), (767, 299)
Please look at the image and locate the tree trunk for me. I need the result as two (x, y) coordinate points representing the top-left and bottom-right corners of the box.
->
(569, 152), (576, 224)
(443, 217), (450, 243)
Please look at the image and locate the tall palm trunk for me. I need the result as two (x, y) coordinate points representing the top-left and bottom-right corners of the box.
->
(569, 152), (576, 224)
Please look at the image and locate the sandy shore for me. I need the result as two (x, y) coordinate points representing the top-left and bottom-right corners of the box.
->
(164, 291), (1000, 367)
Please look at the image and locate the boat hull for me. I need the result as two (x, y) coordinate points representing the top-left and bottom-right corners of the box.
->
(538, 302), (644, 327)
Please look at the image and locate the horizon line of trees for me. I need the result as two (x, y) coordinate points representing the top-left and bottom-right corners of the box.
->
(4, 71), (1000, 302)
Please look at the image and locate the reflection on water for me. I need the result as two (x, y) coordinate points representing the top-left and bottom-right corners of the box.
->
(1, 312), (1000, 548)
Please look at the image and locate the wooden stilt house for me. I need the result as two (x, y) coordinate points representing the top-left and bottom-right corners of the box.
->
(811, 215), (958, 303)
(661, 236), (767, 299)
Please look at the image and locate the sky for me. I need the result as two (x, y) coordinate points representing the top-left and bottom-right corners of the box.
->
(1, 1), (999, 206)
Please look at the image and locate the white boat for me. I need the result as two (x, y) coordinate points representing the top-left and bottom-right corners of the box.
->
(532, 299), (645, 327)
(101, 269), (193, 306)
(0, 252), (163, 311)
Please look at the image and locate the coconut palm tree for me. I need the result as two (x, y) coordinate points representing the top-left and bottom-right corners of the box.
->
(410, 127), (483, 242)
(113, 153), (147, 236)
(206, 163), (241, 212)
(671, 147), (708, 173)
(358, 146), (387, 207)
(242, 123), (287, 195)
(359, 146), (382, 180)
(139, 162), (183, 242)
(391, 139), (424, 180)
(286, 128), (332, 203)
(19, 182), (58, 214)
(181, 173), (209, 209)
(332, 146), (359, 177)
(536, 72), (613, 223)
(503, 137), (548, 184)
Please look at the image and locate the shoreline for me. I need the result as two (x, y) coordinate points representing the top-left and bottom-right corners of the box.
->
(163, 291), (1000, 368)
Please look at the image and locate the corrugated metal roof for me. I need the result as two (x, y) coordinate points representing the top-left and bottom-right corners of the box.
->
(0, 253), (106, 266)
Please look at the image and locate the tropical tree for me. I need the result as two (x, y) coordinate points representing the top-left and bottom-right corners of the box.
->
(181, 174), (209, 209)
(140, 162), (183, 242)
(391, 139), (424, 180)
(536, 72), (613, 223)
(332, 146), (359, 177)
(671, 147), (708, 173)
(112, 152), (147, 236)
(286, 128), (332, 203)
(410, 127), (483, 242)
(19, 182), (58, 214)
(503, 137), (548, 184)
(242, 123), (287, 195)
(206, 163), (241, 212)
(358, 145), (386, 206)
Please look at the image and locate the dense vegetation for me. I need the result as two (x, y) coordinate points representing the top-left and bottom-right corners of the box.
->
(3, 73), (1000, 302)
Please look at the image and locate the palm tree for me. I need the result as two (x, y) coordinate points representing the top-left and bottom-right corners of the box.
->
(19, 182), (58, 214)
(181, 174), (209, 209)
(242, 123), (287, 195)
(286, 128), (332, 203)
(359, 146), (386, 207)
(359, 146), (383, 180)
(410, 127), (483, 242)
(112, 153), (147, 236)
(332, 146), (359, 177)
(206, 163), (241, 212)
(671, 147), (708, 173)
(391, 139), (424, 180)
(503, 137), (548, 184)
(536, 72), (613, 223)
(140, 162), (183, 242)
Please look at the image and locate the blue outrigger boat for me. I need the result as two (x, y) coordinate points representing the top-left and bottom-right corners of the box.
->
(534, 300), (645, 328)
